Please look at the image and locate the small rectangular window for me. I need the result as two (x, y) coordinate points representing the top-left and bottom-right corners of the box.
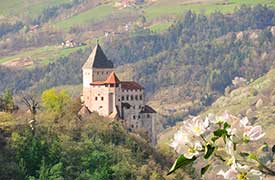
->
(126, 95), (129, 101)
(122, 96), (124, 101)
(95, 97), (98, 101)
(101, 97), (104, 101)
(140, 95), (142, 100)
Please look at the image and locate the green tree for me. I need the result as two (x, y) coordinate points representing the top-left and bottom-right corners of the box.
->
(41, 88), (71, 113)
(0, 89), (15, 112)
(28, 159), (64, 180)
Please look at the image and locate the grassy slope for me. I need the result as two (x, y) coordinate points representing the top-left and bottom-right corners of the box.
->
(144, 0), (275, 20)
(158, 68), (275, 146)
(55, 5), (115, 31)
(148, 22), (173, 33)
(2, 0), (275, 66)
(0, 45), (86, 65)
(0, 0), (68, 18)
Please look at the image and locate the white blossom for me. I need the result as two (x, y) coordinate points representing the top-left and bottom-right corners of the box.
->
(217, 166), (238, 180)
(235, 163), (263, 180)
(170, 113), (268, 180)
(184, 116), (209, 136)
(170, 128), (203, 159)
(244, 126), (265, 141)
(209, 112), (231, 124)
(218, 163), (263, 180)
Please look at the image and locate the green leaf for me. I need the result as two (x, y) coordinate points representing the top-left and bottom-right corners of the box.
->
(167, 155), (196, 175)
(272, 145), (275, 154)
(201, 164), (210, 176)
(239, 152), (249, 157)
(204, 144), (215, 159)
(248, 153), (258, 161)
(213, 129), (227, 137)
(224, 122), (231, 129)
(211, 136), (219, 142)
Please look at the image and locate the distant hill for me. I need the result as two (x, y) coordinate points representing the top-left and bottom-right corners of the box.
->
(1, 0), (275, 68)
(1, 2), (275, 151)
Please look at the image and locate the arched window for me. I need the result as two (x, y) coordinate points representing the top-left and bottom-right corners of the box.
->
(122, 96), (124, 101)
(140, 95), (142, 100)
(126, 95), (129, 101)
(101, 97), (104, 101)
(131, 95), (134, 100)
(133, 115), (136, 119)
(95, 97), (98, 101)
(135, 95), (138, 100)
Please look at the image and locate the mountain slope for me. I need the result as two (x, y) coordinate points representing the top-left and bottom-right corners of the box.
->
(158, 67), (275, 146)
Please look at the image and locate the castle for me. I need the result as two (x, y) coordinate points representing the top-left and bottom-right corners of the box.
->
(81, 44), (157, 144)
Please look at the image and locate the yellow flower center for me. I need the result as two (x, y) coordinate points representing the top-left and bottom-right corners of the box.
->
(237, 172), (247, 180)
(226, 158), (234, 166)
(194, 127), (200, 133)
(188, 148), (196, 154)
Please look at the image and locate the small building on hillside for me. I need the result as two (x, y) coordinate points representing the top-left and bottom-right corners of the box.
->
(81, 43), (157, 144)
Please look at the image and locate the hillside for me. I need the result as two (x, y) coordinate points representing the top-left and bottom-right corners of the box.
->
(158, 67), (275, 146)
(0, 98), (192, 179)
(1, 0), (275, 68)
(1, 5), (275, 130)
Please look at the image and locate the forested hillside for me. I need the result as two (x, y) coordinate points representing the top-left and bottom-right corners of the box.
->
(1, 5), (275, 126)
(1, 1), (275, 180)
(0, 89), (193, 179)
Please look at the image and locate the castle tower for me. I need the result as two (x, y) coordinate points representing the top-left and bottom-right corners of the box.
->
(81, 43), (157, 145)
(88, 72), (122, 117)
(82, 44), (114, 104)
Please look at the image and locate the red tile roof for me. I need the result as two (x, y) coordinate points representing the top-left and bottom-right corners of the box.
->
(90, 81), (105, 85)
(121, 81), (144, 90)
(90, 72), (120, 85)
(90, 72), (143, 90)
(105, 72), (120, 84)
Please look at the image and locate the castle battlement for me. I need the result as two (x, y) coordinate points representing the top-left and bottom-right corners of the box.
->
(82, 43), (157, 144)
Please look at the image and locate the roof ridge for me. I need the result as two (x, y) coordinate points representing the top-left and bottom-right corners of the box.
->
(83, 44), (114, 69)
(105, 72), (120, 84)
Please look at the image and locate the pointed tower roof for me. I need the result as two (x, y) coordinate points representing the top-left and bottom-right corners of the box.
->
(105, 72), (120, 84)
(83, 44), (114, 69)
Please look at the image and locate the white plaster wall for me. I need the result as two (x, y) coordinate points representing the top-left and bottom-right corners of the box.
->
(87, 84), (122, 117)
(83, 69), (93, 88)
(88, 85), (111, 116)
